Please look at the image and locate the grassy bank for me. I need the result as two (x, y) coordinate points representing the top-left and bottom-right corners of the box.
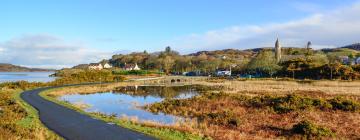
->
(40, 85), (209, 140)
(0, 89), (62, 139)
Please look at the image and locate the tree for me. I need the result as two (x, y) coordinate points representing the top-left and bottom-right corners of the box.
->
(327, 54), (340, 80)
(159, 56), (175, 74)
(247, 50), (281, 77)
(281, 58), (310, 79)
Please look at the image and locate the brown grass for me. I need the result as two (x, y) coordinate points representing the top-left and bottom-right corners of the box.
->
(146, 93), (360, 139)
(194, 79), (360, 95)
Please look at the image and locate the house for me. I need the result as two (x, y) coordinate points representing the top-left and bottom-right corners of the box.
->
(216, 69), (231, 76)
(338, 56), (350, 64)
(88, 63), (103, 70)
(356, 57), (360, 64)
(123, 63), (141, 71)
(103, 63), (112, 69)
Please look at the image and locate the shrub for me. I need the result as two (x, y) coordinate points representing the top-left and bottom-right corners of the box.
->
(292, 120), (335, 138)
(200, 111), (241, 127)
(245, 94), (359, 113)
(328, 97), (360, 112)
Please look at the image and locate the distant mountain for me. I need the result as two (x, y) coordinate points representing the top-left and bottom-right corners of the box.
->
(71, 64), (89, 69)
(341, 43), (360, 51)
(0, 63), (54, 72)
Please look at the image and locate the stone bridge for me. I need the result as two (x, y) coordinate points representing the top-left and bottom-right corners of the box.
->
(134, 76), (206, 85)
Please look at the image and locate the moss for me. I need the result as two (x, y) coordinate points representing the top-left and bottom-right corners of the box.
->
(292, 120), (335, 138)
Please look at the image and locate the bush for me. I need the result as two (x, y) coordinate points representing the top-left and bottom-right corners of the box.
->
(292, 120), (335, 138)
(245, 94), (359, 113)
(328, 97), (360, 112)
(0, 81), (47, 90)
(201, 111), (241, 127)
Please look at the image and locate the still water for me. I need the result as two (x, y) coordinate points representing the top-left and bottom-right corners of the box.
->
(59, 86), (199, 124)
(0, 72), (55, 83)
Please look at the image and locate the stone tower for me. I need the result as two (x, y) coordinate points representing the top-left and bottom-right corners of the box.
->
(275, 38), (281, 63)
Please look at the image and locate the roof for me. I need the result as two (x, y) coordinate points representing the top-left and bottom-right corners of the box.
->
(123, 63), (136, 69)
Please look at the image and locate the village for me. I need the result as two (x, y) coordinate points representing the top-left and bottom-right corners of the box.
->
(76, 39), (360, 79)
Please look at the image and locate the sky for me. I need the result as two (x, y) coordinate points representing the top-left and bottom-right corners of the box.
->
(1, 0), (360, 69)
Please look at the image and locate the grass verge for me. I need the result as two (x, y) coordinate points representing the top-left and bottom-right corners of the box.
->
(0, 89), (62, 140)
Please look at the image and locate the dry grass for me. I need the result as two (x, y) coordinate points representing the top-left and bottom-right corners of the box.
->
(0, 89), (61, 140)
(194, 79), (360, 95)
(146, 93), (360, 139)
(46, 81), (142, 96)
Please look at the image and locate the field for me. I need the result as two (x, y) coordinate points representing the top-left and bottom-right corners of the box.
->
(42, 78), (360, 140)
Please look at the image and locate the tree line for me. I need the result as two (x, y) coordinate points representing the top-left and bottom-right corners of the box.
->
(105, 46), (360, 80)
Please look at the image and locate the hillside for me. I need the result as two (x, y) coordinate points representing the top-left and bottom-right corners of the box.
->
(0, 63), (54, 72)
(187, 49), (256, 59)
(341, 43), (360, 51)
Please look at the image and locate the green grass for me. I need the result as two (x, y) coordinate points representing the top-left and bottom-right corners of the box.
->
(14, 91), (62, 139)
(40, 87), (208, 140)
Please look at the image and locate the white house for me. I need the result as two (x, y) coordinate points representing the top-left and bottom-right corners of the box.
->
(123, 63), (141, 71)
(356, 57), (360, 64)
(88, 63), (103, 70)
(103, 63), (112, 69)
(216, 69), (231, 76)
(338, 56), (350, 64)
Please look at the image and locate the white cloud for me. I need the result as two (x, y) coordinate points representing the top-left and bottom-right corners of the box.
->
(0, 34), (112, 69)
(171, 2), (360, 53)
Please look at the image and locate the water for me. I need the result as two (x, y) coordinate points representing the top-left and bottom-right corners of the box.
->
(0, 72), (56, 83)
(59, 86), (200, 124)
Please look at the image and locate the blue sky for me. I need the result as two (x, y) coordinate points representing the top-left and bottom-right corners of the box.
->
(0, 0), (360, 68)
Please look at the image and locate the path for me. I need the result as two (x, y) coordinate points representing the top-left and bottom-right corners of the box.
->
(21, 85), (156, 140)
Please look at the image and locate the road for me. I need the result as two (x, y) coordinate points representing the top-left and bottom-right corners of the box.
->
(21, 85), (156, 140)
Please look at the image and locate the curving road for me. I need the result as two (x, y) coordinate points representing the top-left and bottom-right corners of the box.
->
(21, 85), (156, 140)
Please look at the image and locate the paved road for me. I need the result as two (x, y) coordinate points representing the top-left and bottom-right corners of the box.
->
(21, 85), (156, 140)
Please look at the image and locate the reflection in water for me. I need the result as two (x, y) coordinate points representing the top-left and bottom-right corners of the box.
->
(59, 85), (200, 124)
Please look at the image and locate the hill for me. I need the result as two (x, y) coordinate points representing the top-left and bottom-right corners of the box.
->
(187, 49), (256, 59)
(0, 63), (54, 72)
(341, 43), (360, 51)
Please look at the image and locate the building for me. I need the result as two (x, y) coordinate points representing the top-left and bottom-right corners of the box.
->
(275, 38), (282, 63)
(356, 57), (360, 64)
(123, 63), (141, 71)
(338, 56), (350, 64)
(216, 69), (231, 76)
(103, 63), (112, 69)
(88, 63), (103, 70)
